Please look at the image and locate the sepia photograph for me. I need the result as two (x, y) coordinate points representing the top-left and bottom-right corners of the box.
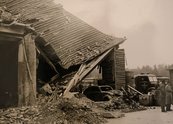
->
(0, 0), (173, 123)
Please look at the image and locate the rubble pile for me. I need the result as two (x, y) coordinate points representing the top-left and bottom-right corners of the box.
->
(38, 72), (76, 96)
(0, 106), (40, 124)
(38, 74), (147, 118)
(96, 93), (147, 113)
(0, 75), (146, 124)
(38, 96), (106, 124)
(114, 96), (147, 113)
(0, 95), (106, 124)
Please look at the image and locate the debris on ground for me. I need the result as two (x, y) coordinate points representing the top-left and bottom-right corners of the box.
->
(94, 89), (147, 113)
(0, 79), (147, 124)
(37, 96), (106, 124)
(0, 95), (106, 124)
(28, 69), (149, 123)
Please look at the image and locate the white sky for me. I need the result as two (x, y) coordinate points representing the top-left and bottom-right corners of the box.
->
(54, 0), (173, 69)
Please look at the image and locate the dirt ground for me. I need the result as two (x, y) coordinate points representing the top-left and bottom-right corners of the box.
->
(107, 105), (173, 124)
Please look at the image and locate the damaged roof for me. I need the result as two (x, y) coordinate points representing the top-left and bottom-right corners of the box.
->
(4, 0), (125, 69)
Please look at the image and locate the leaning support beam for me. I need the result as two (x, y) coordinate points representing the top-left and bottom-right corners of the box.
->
(63, 49), (113, 98)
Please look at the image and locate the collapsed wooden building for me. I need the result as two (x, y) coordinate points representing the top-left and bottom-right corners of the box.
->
(0, 0), (126, 107)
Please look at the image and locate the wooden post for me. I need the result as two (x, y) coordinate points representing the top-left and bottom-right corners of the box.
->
(25, 34), (36, 105)
(19, 34), (36, 106)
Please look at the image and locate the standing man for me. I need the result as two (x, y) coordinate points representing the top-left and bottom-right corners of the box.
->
(159, 81), (166, 112)
(165, 81), (173, 111)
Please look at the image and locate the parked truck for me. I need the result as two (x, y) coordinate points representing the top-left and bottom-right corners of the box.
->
(133, 73), (160, 106)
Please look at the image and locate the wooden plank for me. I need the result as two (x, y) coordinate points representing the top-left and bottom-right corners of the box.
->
(62, 64), (86, 97)
(63, 49), (113, 97)
(128, 85), (144, 96)
(79, 49), (113, 81)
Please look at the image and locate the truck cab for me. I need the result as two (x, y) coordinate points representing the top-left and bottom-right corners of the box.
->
(134, 73), (158, 94)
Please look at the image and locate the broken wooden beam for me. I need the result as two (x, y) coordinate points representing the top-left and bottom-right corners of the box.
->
(63, 49), (113, 98)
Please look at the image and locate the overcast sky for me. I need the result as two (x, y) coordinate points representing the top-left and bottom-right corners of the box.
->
(54, 0), (173, 69)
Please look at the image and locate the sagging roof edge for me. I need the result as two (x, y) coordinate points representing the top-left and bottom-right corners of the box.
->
(3, 0), (126, 69)
(36, 36), (126, 70)
(1, 0), (127, 71)
(0, 22), (126, 72)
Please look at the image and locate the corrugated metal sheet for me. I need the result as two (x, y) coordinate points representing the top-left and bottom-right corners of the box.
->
(5, 0), (125, 69)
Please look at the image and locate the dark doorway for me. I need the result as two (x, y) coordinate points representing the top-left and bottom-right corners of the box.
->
(100, 51), (115, 88)
(0, 40), (19, 108)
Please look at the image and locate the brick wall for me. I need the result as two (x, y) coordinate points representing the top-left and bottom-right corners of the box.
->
(115, 49), (125, 89)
